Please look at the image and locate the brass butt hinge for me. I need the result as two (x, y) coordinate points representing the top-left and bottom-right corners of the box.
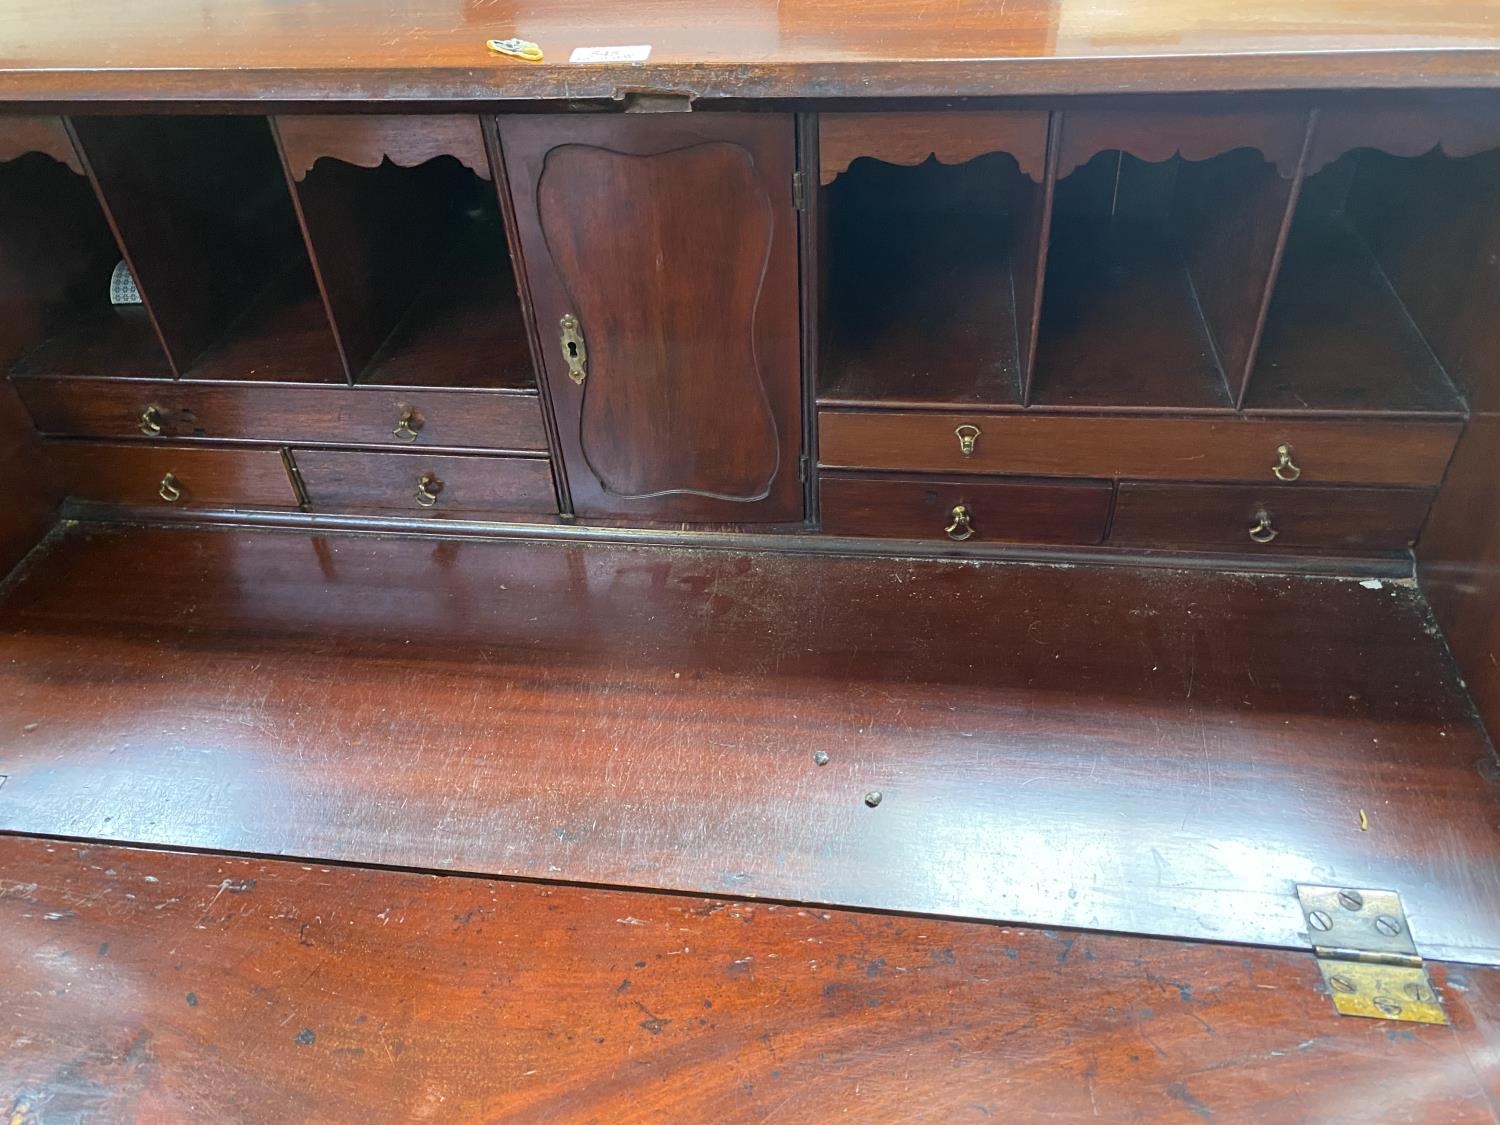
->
(1295, 884), (1447, 1025)
(792, 171), (807, 212)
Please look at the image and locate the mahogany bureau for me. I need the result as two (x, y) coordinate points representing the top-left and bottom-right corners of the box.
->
(1, 0), (1500, 1099)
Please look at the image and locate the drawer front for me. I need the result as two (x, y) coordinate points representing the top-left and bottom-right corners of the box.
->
(294, 450), (557, 518)
(821, 472), (1113, 545)
(48, 442), (298, 509)
(818, 411), (1461, 487)
(12, 377), (548, 453)
(1109, 483), (1436, 552)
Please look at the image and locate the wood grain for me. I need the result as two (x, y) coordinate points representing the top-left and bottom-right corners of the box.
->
(500, 114), (803, 523)
(45, 442), (299, 509)
(3, 1), (1500, 101)
(819, 471), (1111, 544)
(0, 524), (1497, 962)
(294, 449), (556, 518)
(0, 836), (1497, 1123)
(12, 377), (548, 453)
(817, 411), (1461, 487)
(1110, 482), (1436, 553)
(818, 111), (1050, 184)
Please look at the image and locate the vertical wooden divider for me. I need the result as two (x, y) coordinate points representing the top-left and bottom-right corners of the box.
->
(1228, 110), (1317, 408)
(1167, 109), (1313, 406)
(267, 116), (354, 386)
(272, 115), (497, 386)
(61, 118), (180, 377)
(484, 113), (570, 516)
(1017, 112), (1059, 406)
(67, 116), (309, 378)
(797, 111), (821, 524)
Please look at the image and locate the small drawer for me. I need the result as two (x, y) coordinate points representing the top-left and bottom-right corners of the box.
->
(12, 376), (548, 453)
(1109, 483), (1437, 552)
(817, 410), (1461, 487)
(820, 472), (1112, 545)
(47, 442), (299, 509)
(294, 450), (557, 518)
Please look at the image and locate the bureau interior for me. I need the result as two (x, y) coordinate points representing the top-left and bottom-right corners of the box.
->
(1, 102), (1499, 934)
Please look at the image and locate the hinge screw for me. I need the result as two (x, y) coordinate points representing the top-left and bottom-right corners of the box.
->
(1373, 997), (1404, 1017)
(864, 791), (883, 808)
(1307, 910), (1333, 932)
(1336, 889), (1364, 911)
(1404, 982), (1429, 1002)
(1374, 915), (1403, 937)
(812, 751), (830, 766)
(1328, 974), (1357, 993)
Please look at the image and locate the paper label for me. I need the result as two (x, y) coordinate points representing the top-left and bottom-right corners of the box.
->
(569, 45), (652, 64)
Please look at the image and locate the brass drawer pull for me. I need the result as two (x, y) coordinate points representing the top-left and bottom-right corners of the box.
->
(1273, 443), (1301, 483)
(1249, 509), (1278, 544)
(158, 472), (182, 503)
(560, 313), (588, 385)
(415, 473), (443, 509)
(393, 406), (423, 444)
(139, 405), (163, 437)
(955, 424), (981, 457)
(945, 503), (974, 541)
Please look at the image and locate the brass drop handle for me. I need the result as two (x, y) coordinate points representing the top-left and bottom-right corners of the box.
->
(139, 405), (163, 437)
(945, 503), (975, 541)
(1272, 443), (1301, 483)
(955, 424), (981, 457)
(158, 472), (182, 503)
(560, 313), (588, 385)
(415, 473), (443, 509)
(393, 406), (422, 444)
(1248, 509), (1278, 544)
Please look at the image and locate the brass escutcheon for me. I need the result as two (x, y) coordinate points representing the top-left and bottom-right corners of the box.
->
(560, 313), (588, 385)
(139, 405), (164, 437)
(393, 406), (422, 444)
(158, 472), (182, 503)
(945, 503), (975, 541)
(416, 473), (443, 509)
(1273, 443), (1301, 482)
(955, 424), (981, 457)
(1249, 509), (1278, 544)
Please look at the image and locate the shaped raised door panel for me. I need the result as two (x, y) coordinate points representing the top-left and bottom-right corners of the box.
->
(497, 115), (803, 523)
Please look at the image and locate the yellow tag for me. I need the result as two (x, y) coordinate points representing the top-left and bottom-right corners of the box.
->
(487, 38), (544, 63)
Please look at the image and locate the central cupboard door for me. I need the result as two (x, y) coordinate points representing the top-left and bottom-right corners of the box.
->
(497, 114), (804, 522)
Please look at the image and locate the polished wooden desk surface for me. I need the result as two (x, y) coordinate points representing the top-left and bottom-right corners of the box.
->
(3, 836), (1497, 1121)
(0, 0), (1499, 102)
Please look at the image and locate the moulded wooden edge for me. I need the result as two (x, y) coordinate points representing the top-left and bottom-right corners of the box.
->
(1306, 101), (1500, 175)
(6, 51), (1500, 103)
(0, 114), (82, 173)
(275, 114), (492, 182)
(817, 110), (1049, 184)
(1054, 107), (1312, 180)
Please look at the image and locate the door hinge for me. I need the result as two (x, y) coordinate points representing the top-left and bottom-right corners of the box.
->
(792, 171), (807, 212)
(798, 454), (809, 483)
(1295, 884), (1447, 1025)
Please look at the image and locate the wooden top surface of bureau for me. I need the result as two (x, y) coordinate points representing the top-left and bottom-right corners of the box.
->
(1, 0), (1500, 103)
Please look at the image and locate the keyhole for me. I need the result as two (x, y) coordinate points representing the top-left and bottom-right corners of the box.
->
(567, 341), (578, 359)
